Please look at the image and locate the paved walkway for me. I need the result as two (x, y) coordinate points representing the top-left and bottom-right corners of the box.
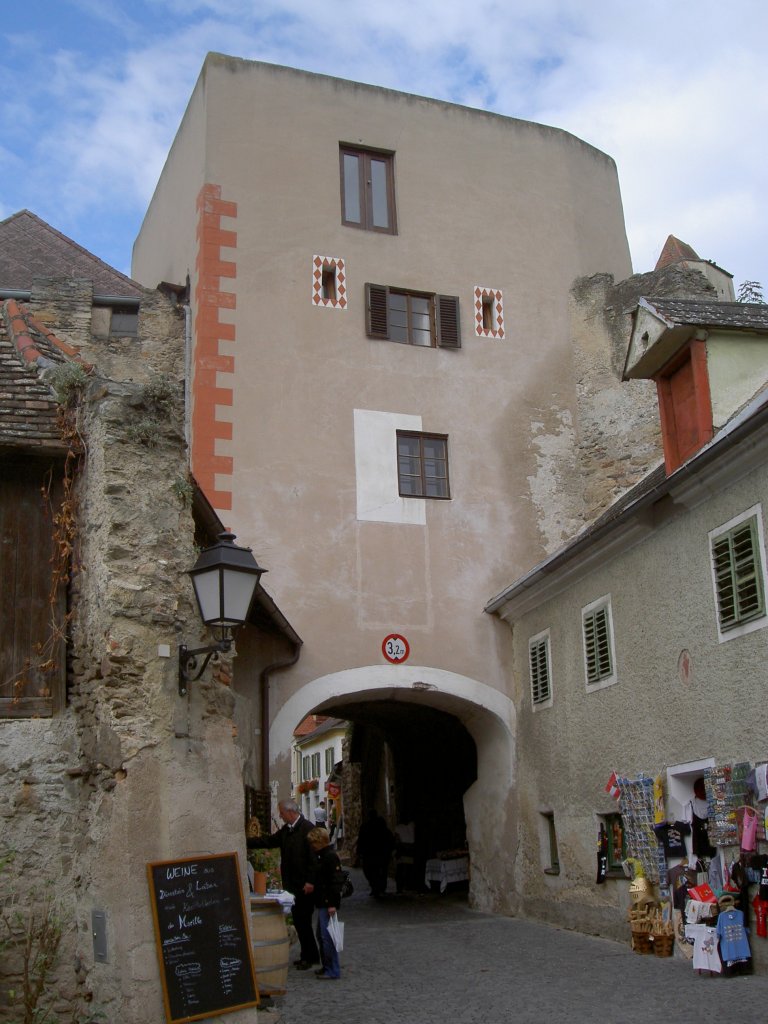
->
(264, 869), (768, 1024)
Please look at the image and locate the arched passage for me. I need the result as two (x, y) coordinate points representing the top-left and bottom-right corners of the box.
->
(270, 666), (518, 912)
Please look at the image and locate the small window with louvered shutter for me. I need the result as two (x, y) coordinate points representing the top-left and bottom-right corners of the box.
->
(365, 284), (461, 349)
(709, 506), (768, 642)
(528, 630), (552, 708)
(582, 596), (617, 691)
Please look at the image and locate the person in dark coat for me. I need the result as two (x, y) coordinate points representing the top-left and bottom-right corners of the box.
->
(356, 809), (394, 897)
(248, 798), (319, 968)
(308, 827), (344, 980)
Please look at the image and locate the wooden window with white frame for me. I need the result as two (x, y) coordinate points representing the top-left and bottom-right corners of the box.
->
(582, 596), (617, 690)
(709, 505), (768, 641)
(311, 752), (321, 778)
(528, 629), (552, 708)
(312, 255), (346, 309)
(396, 431), (450, 499)
(474, 286), (504, 338)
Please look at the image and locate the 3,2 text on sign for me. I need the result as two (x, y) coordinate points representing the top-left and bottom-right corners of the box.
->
(382, 634), (410, 663)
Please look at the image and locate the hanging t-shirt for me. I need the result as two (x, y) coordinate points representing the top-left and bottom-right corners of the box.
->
(654, 821), (691, 857)
(716, 909), (752, 964)
(685, 924), (722, 973)
(691, 813), (716, 857)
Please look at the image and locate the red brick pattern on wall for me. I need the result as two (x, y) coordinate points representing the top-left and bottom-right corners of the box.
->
(194, 184), (237, 512)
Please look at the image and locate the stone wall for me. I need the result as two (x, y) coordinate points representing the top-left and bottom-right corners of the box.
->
(570, 265), (718, 524)
(0, 286), (259, 1023)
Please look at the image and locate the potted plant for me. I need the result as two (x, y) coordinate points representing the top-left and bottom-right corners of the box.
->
(247, 848), (282, 895)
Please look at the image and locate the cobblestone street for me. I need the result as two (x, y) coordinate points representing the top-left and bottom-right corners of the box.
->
(266, 870), (768, 1024)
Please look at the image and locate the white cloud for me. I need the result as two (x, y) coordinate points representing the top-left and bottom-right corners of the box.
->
(1, 0), (766, 286)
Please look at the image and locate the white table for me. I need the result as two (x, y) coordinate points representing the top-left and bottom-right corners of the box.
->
(425, 856), (470, 893)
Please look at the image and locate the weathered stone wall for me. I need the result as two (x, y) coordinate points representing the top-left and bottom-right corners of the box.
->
(570, 265), (718, 524)
(1, 287), (259, 1023)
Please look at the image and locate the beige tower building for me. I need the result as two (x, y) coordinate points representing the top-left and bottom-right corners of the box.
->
(133, 54), (636, 911)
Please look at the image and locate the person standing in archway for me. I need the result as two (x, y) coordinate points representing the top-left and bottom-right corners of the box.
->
(248, 798), (320, 968)
(356, 809), (394, 897)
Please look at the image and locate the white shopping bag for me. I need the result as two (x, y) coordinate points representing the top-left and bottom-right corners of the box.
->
(328, 913), (344, 952)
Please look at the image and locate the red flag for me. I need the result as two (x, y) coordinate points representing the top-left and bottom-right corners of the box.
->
(605, 771), (621, 800)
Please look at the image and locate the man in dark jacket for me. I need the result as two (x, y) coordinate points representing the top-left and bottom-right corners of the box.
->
(248, 798), (319, 968)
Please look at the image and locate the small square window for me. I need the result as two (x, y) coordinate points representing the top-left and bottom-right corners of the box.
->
(474, 286), (504, 338)
(312, 256), (347, 309)
(340, 146), (396, 234)
(110, 307), (139, 336)
(528, 629), (552, 708)
(396, 431), (450, 499)
(709, 505), (768, 641)
(582, 596), (617, 690)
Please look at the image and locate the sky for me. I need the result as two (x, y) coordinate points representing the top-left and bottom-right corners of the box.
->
(1, 0), (766, 292)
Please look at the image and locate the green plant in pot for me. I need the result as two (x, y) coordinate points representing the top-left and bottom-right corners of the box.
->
(247, 848), (282, 894)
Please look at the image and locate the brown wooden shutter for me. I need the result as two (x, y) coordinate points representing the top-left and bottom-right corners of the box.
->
(0, 458), (65, 717)
(436, 295), (461, 349)
(365, 283), (389, 338)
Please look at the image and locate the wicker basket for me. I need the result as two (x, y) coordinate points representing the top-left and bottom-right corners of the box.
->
(652, 934), (674, 957)
(632, 931), (653, 955)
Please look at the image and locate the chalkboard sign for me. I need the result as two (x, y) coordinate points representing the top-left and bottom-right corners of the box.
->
(147, 852), (259, 1024)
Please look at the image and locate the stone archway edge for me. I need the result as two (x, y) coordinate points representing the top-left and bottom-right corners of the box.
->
(270, 665), (516, 768)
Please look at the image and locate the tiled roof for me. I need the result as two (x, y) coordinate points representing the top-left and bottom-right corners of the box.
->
(0, 299), (90, 450)
(643, 296), (768, 331)
(0, 210), (143, 298)
(655, 234), (701, 270)
(0, 304), (62, 449)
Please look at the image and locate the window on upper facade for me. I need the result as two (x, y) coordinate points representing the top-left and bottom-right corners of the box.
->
(709, 506), (767, 641)
(1, 457), (67, 718)
(311, 752), (321, 778)
(325, 746), (335, 774)
(302, 755), (311, 781)
(474, 286), (505, 338)
(396, 432), (450, 499)
(312, 256), (347, 309)
(340, 146), (397, 234)
(582, 596), (617, 691)
(110, 307), (139, 336)
(528, 629), (552, 708)
(365, 284), (461, 349)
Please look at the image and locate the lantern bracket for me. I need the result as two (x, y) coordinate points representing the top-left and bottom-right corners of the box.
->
(179, 639), (232, 696)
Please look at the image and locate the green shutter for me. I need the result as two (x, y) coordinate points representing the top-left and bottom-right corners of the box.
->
(529, 637), (550, 704)
(584, 606), (612, 684)
(712, 516), (765, 631)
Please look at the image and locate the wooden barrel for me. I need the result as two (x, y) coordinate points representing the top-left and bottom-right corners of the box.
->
(249, 898), (290, 995)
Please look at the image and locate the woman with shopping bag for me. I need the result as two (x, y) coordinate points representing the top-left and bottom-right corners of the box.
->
(307, 827), (344, 980)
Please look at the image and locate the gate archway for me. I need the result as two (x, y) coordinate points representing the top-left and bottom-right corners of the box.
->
(270, 665), (517, 912)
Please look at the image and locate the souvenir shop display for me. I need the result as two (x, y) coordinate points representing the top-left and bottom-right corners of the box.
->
(609, 760), (768, 975)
